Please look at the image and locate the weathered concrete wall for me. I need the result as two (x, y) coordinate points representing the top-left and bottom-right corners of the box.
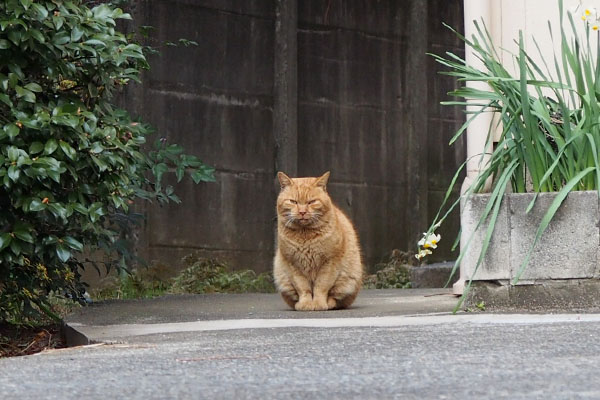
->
(461, 191), (600, 283)
(126, 0), (465, 273)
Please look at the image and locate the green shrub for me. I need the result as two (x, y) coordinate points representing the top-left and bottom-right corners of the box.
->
(0, 0), (214, 322)
(171, 255), (275, 294)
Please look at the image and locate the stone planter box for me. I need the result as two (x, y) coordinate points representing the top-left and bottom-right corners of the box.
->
(460, 190), (600, 309)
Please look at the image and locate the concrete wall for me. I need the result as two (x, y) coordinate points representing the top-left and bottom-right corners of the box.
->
(126, 0), (465, 273)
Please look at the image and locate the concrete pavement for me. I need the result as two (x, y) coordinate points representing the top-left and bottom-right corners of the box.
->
(3, 289), (600, 399)
(63, 289), (458, 344)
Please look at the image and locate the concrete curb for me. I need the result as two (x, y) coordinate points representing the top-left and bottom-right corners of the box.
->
(63, 312), (600, 346)
(61, 289), (459, 346)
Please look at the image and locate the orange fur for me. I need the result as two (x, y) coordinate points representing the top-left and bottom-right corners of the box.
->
(273, 171), (363, 311)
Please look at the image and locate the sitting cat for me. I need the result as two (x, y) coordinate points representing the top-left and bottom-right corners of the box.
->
(273, 171), (363, 311)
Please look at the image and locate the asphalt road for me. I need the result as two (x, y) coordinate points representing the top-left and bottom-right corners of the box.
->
(3, 315), (600, 399)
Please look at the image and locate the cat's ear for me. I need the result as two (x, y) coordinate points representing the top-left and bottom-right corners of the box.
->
(277, 171), (293, 189)
(315, 171), (330, 190)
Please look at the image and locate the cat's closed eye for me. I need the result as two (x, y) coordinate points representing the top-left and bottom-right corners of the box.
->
(308, 200), (318, 205)
(288, 199), (297, 204)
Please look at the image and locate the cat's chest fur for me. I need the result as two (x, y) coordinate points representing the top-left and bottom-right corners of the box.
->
(280, 227), (341, 276)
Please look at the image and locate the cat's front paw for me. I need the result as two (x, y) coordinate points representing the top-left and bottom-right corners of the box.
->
(327, 297), (338, 310)
(311, 296), (329, 311)
(295, 297), (314, 311)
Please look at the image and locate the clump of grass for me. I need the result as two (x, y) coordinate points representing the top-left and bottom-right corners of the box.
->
(90, 273), (171, 301)
(90, 254), (276, 300)
(364, 250), (413, 289)
(171, 254), (275, 294)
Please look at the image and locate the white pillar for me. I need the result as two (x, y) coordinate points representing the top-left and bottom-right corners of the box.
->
(454, 0), (493, 295)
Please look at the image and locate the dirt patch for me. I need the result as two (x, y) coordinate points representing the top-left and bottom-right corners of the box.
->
(0, 323), (65, 358)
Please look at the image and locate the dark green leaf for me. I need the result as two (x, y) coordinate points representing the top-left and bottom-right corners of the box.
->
(10, 239), (21, 256)
(48, 203), (67, 220)
(191, 167), (216, 183)
(15, 86), (35, 103)
(24, 82), (42, 92)
(44, 139), (58, 155)
(152, 162), (168, 182)
(14, 230), (33, 243)
(29, 29), (44, 43)
(5, 123), (19, 140)
(82, 39), (106, 47)
(59, 141), (76, 159)
(71, 26), (84, 42)
(56, 245), (71, 262)
(0, 39), (9, 49)
(63, 236), (83, 251)
(0, 233), (11, 251)
(29, 141), (44, 154)
(88, 203), (106, 223)
(29, 198), (47, 211)
(0, 94), (12, 107)
(176, 166), (184, 182)
(8, 165), (20, 181)
(7, 146), (19, 161)
(90, 142), (104, 153)
(91, 155), (108, 171)
(31, 3), (49, 20)
(71, 203), (88, 215)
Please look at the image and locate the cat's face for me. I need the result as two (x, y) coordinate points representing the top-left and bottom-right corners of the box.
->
(276, 172), (332, 229)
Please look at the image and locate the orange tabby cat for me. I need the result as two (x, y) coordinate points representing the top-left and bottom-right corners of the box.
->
(273, 171), (363, 311)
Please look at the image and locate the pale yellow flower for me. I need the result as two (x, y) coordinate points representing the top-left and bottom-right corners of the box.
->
(415, 249), (432, 260)
(418, 233), (441, 249)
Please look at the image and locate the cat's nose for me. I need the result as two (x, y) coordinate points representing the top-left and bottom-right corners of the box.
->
(299, 210), (307, 216)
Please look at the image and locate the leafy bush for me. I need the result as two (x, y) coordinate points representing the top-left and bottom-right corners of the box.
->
(0, 0), (214, 322)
